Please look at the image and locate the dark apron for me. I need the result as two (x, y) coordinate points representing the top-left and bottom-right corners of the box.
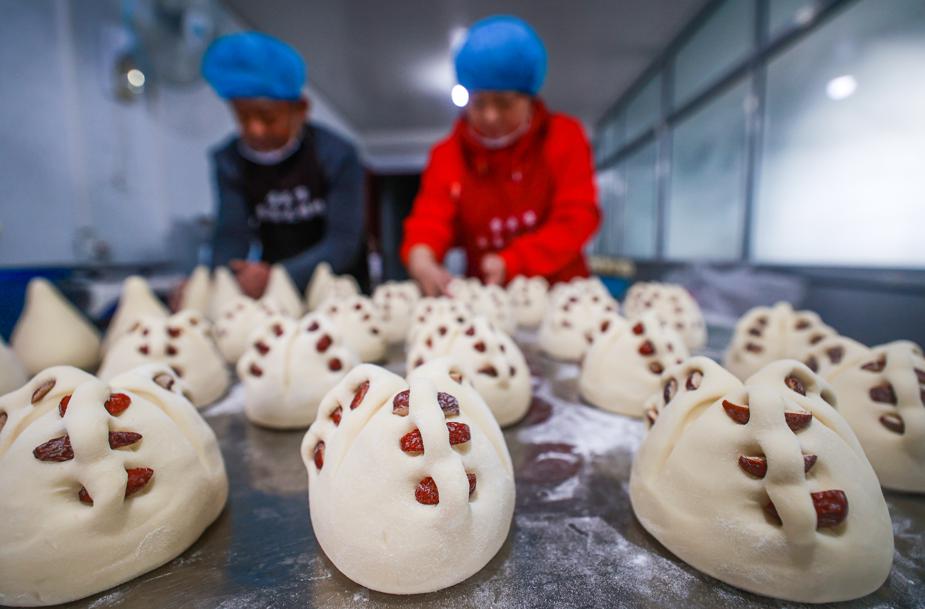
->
(240, 126), (329, 264)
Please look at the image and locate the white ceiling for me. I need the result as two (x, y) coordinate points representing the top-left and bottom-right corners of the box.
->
(223, 0), (710, 170)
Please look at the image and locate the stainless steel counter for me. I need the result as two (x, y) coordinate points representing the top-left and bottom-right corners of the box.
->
(52, 332), (924, 609)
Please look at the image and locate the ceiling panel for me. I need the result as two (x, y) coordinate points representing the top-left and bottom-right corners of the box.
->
(223, 0), (710, 135)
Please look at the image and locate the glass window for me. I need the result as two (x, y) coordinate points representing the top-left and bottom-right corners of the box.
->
(593, 129), (609, 166)
(594, 165), (624, 255)
(595, 115), (624, 163)
(605, 116), (624, 160)
(673, 0), (755, 108)
(624, 73), (662, 142)
(620, 142), (659, 258)
(754, 0), (925, 267)
(666, 79), (750, 261)
(767, 0), (826, 38)
(593, 136), (605, 165)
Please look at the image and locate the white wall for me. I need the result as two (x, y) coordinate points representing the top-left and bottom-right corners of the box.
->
(0, 0), (357, 269)
(0, 0), (82, 267)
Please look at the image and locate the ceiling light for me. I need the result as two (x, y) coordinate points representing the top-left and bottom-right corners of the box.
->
(451, 84), (469, 107)
(826, 75), (857, 101)
(126, 68), (146, 89)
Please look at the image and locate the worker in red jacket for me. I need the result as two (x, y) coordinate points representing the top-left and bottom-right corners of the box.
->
(401, 15), (601, 296)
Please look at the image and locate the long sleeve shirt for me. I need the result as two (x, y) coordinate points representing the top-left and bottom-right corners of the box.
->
(400, 100), (600, 284)
(209, 123), (366, 291)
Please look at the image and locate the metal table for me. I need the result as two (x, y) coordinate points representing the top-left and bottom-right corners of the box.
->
(52, 331), (924, 609)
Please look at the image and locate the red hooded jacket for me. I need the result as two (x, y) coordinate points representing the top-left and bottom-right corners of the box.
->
(400, 100), (600, 284)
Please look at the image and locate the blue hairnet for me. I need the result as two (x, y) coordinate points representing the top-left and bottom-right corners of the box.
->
(454, 16), (547, 95)
(202, 32), (306, 100)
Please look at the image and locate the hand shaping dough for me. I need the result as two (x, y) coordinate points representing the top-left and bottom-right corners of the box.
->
(102, 276), (169, 354)
(237, 313), (358, 429)
(538, 283), (619, 362)
(407, 316), (531, 427)
(506, 275), (549, 328)
(631, 357), (893, 603)
(623, 282), (707, 350)
(804, 336), (925, 492)
(318, 296), (386, 362)
(98, 310), (230, 408)
(302, 358), (515, 594)
(724, 302), (836, 380)
(579, 312), (688, 417)
(372, 281), (421, 344)
(0, 364), (227, 606)
(11, 278), (102, 374)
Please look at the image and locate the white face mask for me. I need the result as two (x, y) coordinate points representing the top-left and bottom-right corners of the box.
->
(470, 118), (532, 150)
(238, 133), (302, 165)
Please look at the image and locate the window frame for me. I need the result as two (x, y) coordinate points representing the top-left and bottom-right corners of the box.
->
(590, 0), (914, 267)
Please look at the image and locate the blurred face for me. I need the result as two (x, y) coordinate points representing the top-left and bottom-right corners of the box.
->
(231, 97), (308, 152)
(465, 91), (532, 140)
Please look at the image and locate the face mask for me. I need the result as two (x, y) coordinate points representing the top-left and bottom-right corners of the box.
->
(238, 133), (302, 165)
(470, 118), (532, 150)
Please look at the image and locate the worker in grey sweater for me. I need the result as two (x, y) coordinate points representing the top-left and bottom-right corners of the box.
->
(199, 31), (366, 298)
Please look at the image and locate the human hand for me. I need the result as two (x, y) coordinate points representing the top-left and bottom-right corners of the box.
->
(481, 253), (506, 285)
(408, 245), (452, 297)
(230, 259), (271, 298)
